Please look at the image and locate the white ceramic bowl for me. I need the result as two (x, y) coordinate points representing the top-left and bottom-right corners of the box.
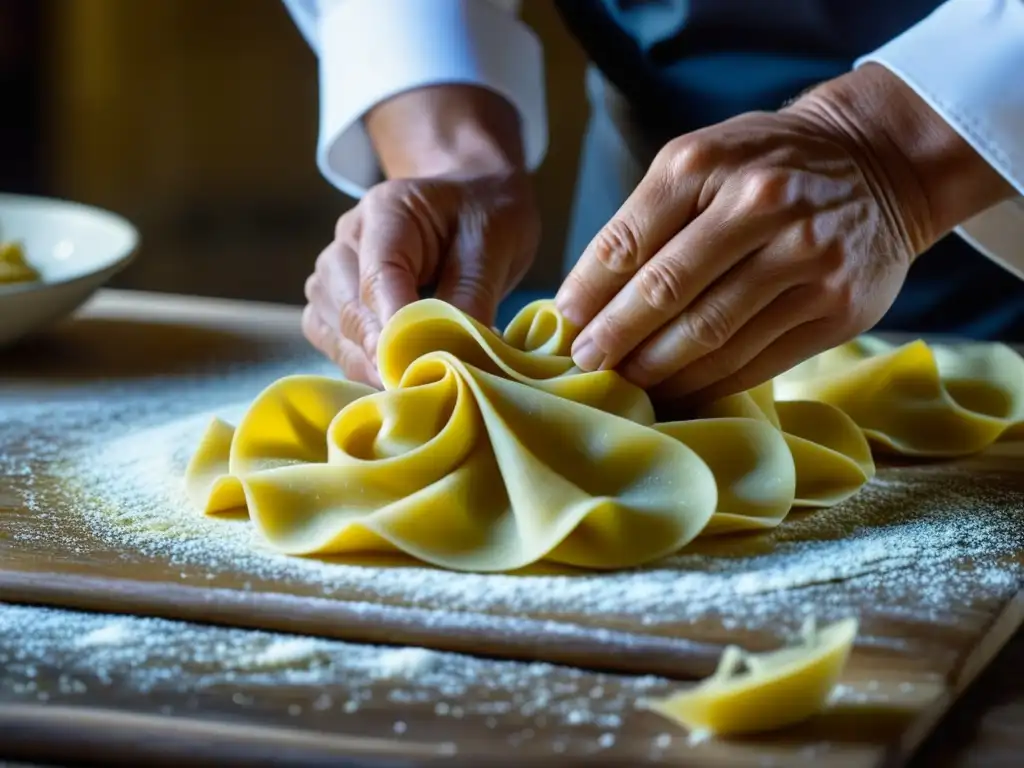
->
(0, 193), (139, 348)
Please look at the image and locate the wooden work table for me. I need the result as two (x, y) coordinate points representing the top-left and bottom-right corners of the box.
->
(0, 289), (1022, 767)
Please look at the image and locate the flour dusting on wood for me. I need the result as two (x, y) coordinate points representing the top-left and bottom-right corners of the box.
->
(0, 603), (672, 757)
(2, 352), (1023, 654)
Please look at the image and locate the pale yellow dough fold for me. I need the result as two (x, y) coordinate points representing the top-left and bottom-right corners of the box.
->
(185, 299), (1024, 572)
(642, 617), (859, 736)
(777, 336), (1024, 456)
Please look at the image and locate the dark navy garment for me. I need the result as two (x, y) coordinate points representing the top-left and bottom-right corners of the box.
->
(546, 0), (1024, 341)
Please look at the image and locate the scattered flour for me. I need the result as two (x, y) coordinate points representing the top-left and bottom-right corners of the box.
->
(9, 320), (1019, 763)
(3, 346), (1024, 672)
(243, 637), (327, 670)
(76, 621), (134, 648)
(376, 646), (438, 678)
(0, 602), (669, 755)
(43, 403), (1024, 640)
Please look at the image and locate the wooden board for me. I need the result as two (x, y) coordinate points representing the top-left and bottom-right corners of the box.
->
(0, 599), (933, 768)
(2, 289), (1024, 767)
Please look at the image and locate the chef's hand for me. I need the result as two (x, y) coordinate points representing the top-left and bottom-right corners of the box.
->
(555, 63), (1014, 408)
(303, 86), (539, 387)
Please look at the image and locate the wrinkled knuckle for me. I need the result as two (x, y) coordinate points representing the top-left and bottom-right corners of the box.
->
(358, 265), (388, 308)
(336, 301), (368, 342)
(461, 271), (499, 302)
(450, 271), (500, 315)
(740, 168), (791, 213)
(361, 182), (395, 208)
(684, 303), (733, 351)
(637, 260), (687, 313)
(592, 219), (644, 274)
(653, 139), (681, 171)
(660, 136), (712, 176)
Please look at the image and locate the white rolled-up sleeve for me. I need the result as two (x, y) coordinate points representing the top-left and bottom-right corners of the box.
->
(281, 0), (547, 200)
(856, 0), (1024, 280)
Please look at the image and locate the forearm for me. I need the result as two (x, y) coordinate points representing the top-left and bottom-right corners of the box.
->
(365, 85), (527, 179)
(790, 63), (1015, 255)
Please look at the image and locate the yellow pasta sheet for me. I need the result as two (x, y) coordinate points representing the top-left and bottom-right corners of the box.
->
(642, 617), (859, 736)
(186, 298), (1024, 572)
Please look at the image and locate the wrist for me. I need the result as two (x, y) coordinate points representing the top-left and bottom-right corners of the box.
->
(365, 84), (527, 180)
(787, 63), (1015, 252)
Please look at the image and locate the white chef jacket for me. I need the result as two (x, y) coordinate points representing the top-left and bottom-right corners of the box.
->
(281, 0), (1024, 280)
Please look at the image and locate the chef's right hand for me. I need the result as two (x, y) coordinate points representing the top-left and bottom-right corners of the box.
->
(302, 86), (539, 388)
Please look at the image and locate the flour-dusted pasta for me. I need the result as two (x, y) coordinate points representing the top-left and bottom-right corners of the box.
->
(185, 298), (1024, 572)
(777, 337), (1024, 456)
(641, 617), (859, 736)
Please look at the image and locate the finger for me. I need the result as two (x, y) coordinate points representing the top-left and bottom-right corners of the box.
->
(434, 257), (504, 326)
(307, 244), (343, 328)
(310, 235), (357, 326)
(302, 304), (382, 388)
(357, 202), (424, 324)
(323, 239), (386, 357)
(434, 222), (515, 326)
(619, 232), (816, 389)
(571, 189), (785, 372)
(304, 271), (320, 309)
(306, 263), (380, 365)
(645, 283), (821, 402)
(554, 139), (708, 328)
(322, 208), (363, 309)
(302, 301), (343, 365)
(654, 312), (840, 409)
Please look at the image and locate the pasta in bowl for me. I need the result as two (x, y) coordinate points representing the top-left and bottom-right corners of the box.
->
(0, 193), (138, 347)
(0, 240), (40, 285)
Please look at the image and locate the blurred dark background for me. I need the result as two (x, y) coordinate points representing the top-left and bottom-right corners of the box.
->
(0, 0), (588, 304)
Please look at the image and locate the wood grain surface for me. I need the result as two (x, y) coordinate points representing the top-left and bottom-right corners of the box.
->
(1, 289), (1023, 767)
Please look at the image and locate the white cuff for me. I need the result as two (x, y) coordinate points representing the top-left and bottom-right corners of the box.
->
(856, 0), (1024, 280)
(312, 0), (547, 199)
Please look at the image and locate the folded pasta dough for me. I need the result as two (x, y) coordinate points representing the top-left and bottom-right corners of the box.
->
(777, 336), (1024, 456)
(641, 617), (858, 736)
(185, 298), (1022, 572)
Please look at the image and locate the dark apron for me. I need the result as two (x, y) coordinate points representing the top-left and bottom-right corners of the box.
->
(549, 0), (1024, 341)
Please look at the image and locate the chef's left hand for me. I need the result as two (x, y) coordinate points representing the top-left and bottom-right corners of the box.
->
(554, 63), (1013, 408)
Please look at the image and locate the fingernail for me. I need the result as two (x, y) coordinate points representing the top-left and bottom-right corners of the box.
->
(554, 293), (585, 327)
(572, 339), (605, 372)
